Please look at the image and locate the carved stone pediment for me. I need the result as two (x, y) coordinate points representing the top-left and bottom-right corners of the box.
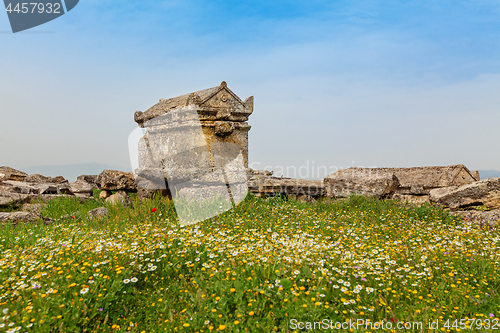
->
(135, 81), (253, 126)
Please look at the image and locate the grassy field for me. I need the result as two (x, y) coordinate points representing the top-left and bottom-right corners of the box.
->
(0, 192), (499, 332)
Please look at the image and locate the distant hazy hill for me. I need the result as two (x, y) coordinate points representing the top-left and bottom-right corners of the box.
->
(23, 163), (130, 182)
(478, 170), (500, 180)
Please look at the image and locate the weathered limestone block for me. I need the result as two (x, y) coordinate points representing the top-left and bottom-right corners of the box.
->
(25, 174), (68, 184)
(77, 175), (99, 189)
(247, 168), (273, 181)
(1, 180), (71, 207)
(389, 164), (477, 194)
(0, 211), (38, 223)
(0, 175), (82, 208)
(0, 166), (27, 182)
(25, 174), (53, 183)
(51, 176), (69, 184)
(0, 180), (71, 195)
(87, 207), (108, 220)
(106, 190), (133, 207)
(0, 187), (30, 206)
(99, 190), (111, 199)
(9, 181), (41, 194)
(325, 165), (477, 198)
(324, 168), (400, 199)
(430, 178), (500, 210)
(0, 193), (71, 209)
(248, 177), (324, 198)
(428, 186), (459, 202)
(97, 170), (137, 192)
(69, 181), (94, 198)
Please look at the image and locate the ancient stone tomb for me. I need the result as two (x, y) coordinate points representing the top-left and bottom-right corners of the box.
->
(131, 82), (253, 224)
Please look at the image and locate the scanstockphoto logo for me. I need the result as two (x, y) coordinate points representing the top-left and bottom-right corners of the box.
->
(3, 0), (79, 33)
(128, 105), (249, 227)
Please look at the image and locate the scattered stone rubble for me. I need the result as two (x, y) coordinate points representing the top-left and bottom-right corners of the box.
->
(95, 170), (137, 206)
(76, 175), (99, 190)
(0, 167), (94, 210)
(324, 168), (400, 199)
(429, 177), (500, 210)
(324, 164), (478, 203)
(0, 167), (113, 224)
(1, 83), (498, 227)
(97, 170), (137, 192)
(321, 164), (499, 226)
(0, 211), (38, 224)
(0, 166), (28, 182)
(248, 164), (499, 226)
(2, 162), (499, 227)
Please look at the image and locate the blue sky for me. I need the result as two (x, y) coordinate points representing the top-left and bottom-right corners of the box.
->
(1, 0), (500, 180)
